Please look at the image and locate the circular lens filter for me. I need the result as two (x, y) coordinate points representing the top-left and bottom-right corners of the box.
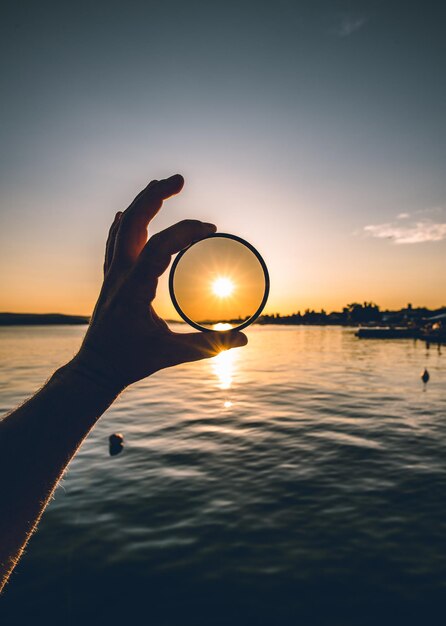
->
(169, 233), (269, 331)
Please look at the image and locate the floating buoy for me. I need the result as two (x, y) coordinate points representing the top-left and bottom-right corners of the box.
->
(421, 368), (430, 384)
(109, 433), (124, 456)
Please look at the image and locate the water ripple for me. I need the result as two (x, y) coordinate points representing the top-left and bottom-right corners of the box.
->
(1, 325), (445, 625)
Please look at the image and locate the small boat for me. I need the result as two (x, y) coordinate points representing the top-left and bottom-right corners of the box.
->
(356, 327), (415, 339)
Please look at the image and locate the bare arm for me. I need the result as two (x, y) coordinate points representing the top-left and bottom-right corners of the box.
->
(0, 174), (247, 591)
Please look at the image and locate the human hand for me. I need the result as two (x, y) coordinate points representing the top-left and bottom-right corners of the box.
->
(73, 174), (247, 391)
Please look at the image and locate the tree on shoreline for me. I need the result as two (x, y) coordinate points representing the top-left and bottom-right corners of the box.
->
(343, 302), (381, 324)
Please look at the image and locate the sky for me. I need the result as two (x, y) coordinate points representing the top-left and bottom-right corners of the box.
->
(0, 0), (445, 318)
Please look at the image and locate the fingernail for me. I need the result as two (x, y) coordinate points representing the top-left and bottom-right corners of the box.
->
(166, 173), (184, 185)
(230, 332), (248, 348)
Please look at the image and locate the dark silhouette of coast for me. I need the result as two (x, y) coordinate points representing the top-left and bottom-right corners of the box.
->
(0, 313), (89, 326)
(0, 312), (181, 326)
(257, 302), (446, 344)
(1, 303), (445, 343)
(258, 302), (446, 327)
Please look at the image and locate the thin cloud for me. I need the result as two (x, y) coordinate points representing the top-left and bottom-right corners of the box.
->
(415, 206), (444, 217)
(364, 220), (446, 244)
(337, 15), (367, 37)
(397, 212), (410, 219)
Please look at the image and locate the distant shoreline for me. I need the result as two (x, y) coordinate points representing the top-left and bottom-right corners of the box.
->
(1, 304), (445, 329)
(0, 313), (90, 326)
(0, 313), (185, 326)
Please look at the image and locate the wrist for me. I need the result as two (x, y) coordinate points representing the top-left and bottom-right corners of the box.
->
(55, 349), (128, 399)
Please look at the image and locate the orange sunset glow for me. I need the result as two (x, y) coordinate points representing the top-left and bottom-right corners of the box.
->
(170, 235), (267, 325)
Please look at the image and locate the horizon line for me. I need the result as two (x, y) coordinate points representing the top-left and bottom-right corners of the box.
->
(1, 302), (445, 319)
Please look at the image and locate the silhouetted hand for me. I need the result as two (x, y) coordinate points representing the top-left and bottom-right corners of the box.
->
(0, 174), (249, 590)
(73, 174), (247, 391)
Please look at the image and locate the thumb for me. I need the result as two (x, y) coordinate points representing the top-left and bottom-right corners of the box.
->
(173, 330), (248, 364)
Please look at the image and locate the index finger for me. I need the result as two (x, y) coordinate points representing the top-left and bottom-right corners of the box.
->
(112, 174), (184, 268)
(130, 219), (216, 300)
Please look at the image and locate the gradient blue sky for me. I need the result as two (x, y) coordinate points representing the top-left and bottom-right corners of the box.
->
(1, 0), (445, 316)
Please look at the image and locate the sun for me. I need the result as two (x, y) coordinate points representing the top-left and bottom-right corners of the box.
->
(211, 276), (235, 298)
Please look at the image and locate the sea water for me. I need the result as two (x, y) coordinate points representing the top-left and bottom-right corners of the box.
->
(0, 325), (445, 625)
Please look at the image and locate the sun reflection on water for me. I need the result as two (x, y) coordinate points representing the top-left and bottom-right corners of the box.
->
(211, 347), (238, 390)
(212, 322), (233, 331)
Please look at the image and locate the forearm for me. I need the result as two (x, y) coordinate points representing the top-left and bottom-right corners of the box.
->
(0, 356), (123, 591)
